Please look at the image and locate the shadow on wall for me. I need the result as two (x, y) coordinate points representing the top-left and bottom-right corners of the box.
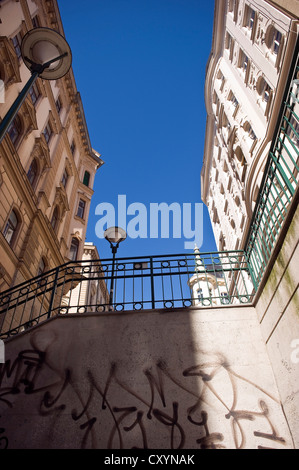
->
(0, 308), (294, 449)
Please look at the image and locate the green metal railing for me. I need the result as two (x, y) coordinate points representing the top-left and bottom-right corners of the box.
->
(245, 45), (299, 287)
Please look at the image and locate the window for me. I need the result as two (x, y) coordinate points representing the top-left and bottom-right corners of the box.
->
(220, 292), (230, 304)
(31, 15), (40, 28)
(70, 140), (76, 155)
(244, 121), (257, 141)
(262, 82), (271, 102)
(225, 32), (232, 50)
(244, 5), (255, 31)
(43, 121), (53, 144)
(27, 158), (38, 187)
(55, 96), (62, 114)
(257, 77), (271, 103)
(248, 126), (257, 140)
(273, 30), (282, 55)
(7, 115), (22, 146)
(197, 288), (203, 300)
(12, 33), (22, 59)
(229, 91), (239, 111)
(36, 257), (48, 288)
(235, 146), (246, 165)
(3, 210), (19, 245)
(77, 199), (86, 219)
(61, 169), (69, 188)
(217, 70), (225, 90)
(83, 170), (90, 187)
(37, 257), (46, 276)
(228, 0), (238, 22)
(69, 237), (79, 261)
(50, 206), (59, 231)
(266, 26), (282, 56)
(225, 32), (234, 61)
(239, 49), (249, 74)
(286, 113), (299, 147)
(29, 82), (40, 106)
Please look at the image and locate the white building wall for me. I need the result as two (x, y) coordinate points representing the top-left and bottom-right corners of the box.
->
(202, 0), (298, 251)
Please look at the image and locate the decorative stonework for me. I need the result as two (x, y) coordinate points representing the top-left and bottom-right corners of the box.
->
(0, 36), (21, 87)
(31, 136), (51, 174)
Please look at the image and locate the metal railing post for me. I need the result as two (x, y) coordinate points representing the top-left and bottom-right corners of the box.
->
(47, 266), (60, 319)
(150, 257), (155, 309)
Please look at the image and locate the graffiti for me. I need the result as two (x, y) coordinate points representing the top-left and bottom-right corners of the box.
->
(0, 339), (289, 449)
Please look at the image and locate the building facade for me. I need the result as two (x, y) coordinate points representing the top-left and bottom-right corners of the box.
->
(0, 0), (103, 292)
(201, 0), (299, 447)
(61, 242), (109, 314)
(0, 0), (298, 450)
(201, 0), (298, 251)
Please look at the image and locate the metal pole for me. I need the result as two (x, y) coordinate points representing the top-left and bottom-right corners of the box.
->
(109, 244), (118, 310)
(0, 71), (39, 144)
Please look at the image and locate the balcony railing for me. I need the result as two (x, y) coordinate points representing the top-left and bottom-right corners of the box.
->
(0, 250), (255, 339)
(245, 46), (299, 286)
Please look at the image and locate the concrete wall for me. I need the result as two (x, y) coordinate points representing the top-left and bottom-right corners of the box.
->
(0, 305), (293, 449)
(255, 203), (299, 448)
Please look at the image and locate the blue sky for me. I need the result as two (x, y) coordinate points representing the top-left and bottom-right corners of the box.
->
(58, 0), (216, 260)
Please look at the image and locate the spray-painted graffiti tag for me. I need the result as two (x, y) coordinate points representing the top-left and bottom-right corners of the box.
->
(0, 342), (289, 449)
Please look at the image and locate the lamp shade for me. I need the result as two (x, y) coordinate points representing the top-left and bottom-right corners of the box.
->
(21, 27), (72, 80)
(104, 227), (127, 244)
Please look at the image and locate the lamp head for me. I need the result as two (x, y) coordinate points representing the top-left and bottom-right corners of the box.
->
(104, 227), (127, 245)
(21, 27), (72, 80)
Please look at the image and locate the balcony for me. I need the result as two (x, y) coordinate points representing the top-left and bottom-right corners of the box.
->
(0, 250), (255, 339)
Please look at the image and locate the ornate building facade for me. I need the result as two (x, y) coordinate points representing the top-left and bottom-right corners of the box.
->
(201, 0), (298, 251)
(0, 0), (103, 291)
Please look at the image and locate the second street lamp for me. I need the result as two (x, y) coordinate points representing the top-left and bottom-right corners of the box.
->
(0, 27), (72, 143)
(104, 226), (127, 310)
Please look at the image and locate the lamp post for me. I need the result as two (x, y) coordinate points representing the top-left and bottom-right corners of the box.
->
(0, 27), (72, 143)
(104, 226), (127, 310)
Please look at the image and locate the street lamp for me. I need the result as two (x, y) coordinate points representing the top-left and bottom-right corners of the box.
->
(104, 226), (127, 310)
(0, 27), (72, 143)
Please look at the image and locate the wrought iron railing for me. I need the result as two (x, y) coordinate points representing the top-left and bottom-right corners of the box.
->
(245, 44), (299, 286)
(0, 250), (255, 339)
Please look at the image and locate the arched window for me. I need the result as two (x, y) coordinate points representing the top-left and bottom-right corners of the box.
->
(50, 206), (59, 232)
(69, 237), (79, 261)
(7, 115), (22, 146)
(256, 77), (271, 103)
(235, 146), (246, 165)
(37, 257), (47, 276)
(3, 209), (19, 245)
(243, 121), (257, 140)
(27, 158), (39, 187)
